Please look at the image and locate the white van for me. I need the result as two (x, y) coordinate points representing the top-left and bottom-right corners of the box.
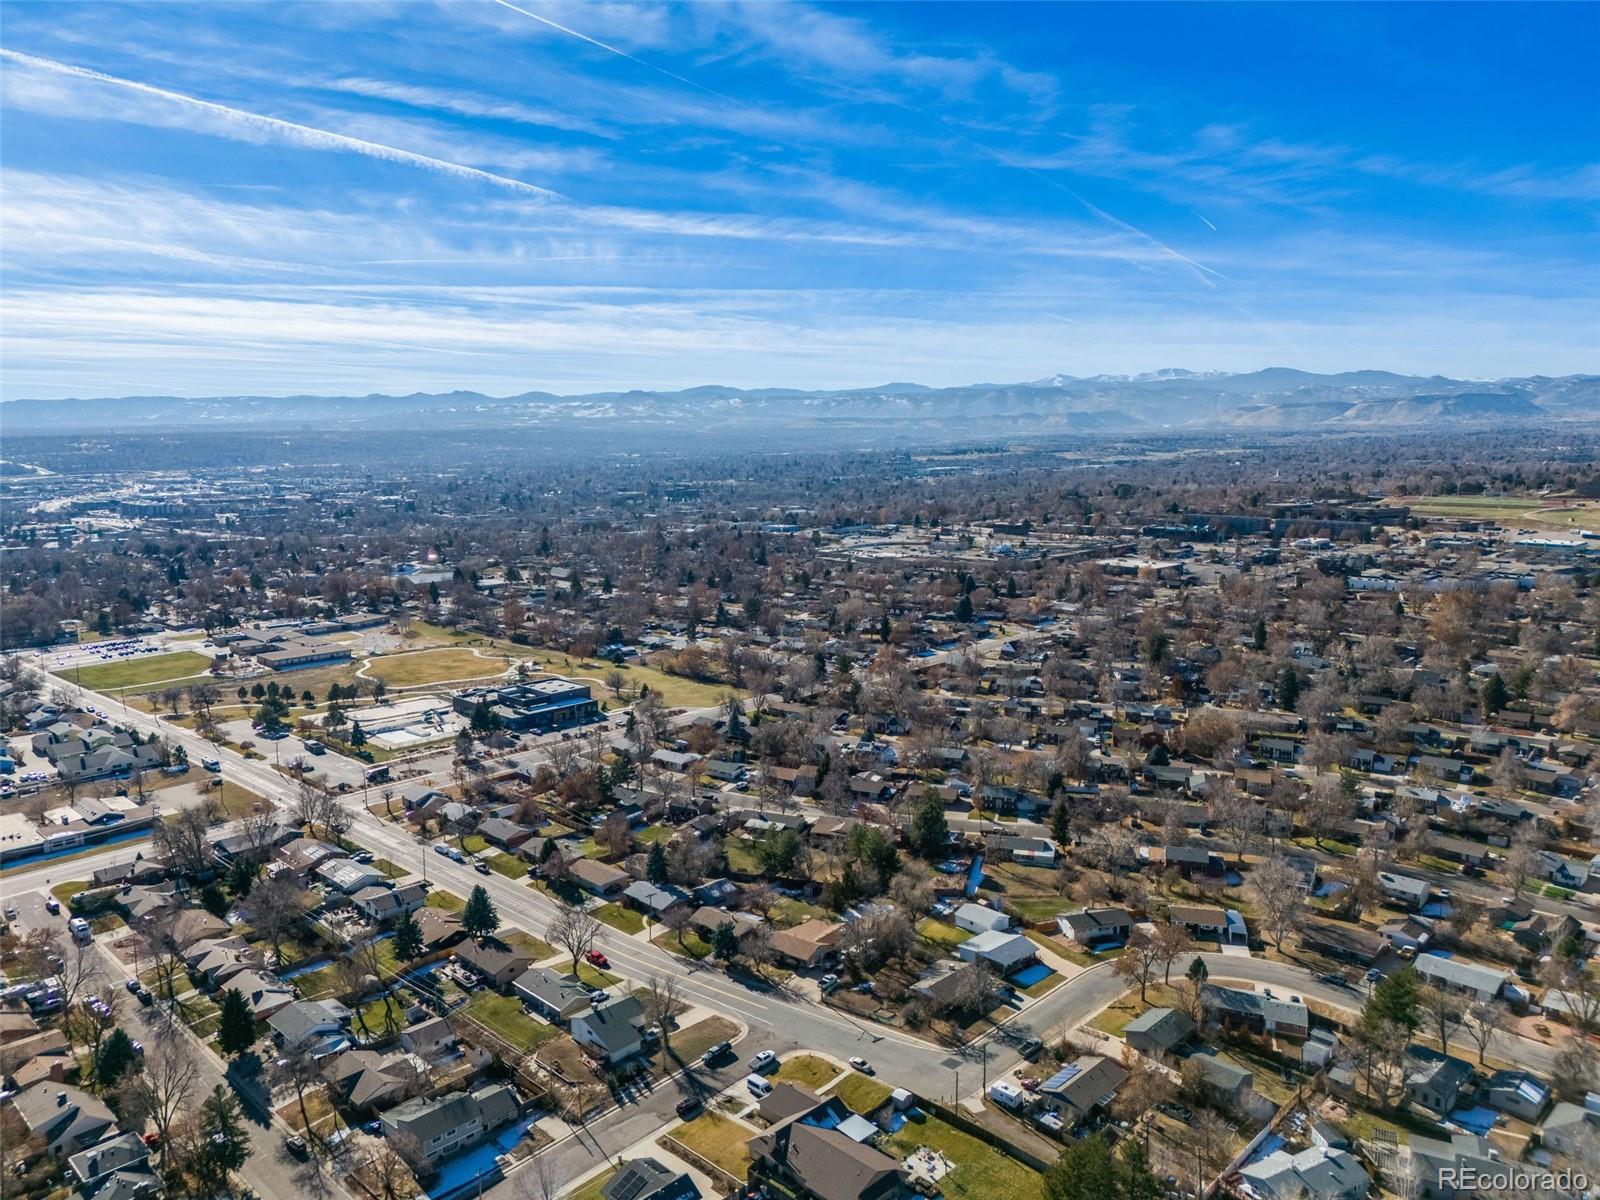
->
(68, 917), (92, 942)
(745, 1074), (773, 1098)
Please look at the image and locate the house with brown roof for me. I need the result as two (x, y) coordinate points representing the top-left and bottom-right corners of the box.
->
(455, 938), (532, 992)
(769, 919), (843, 968)
(568, 857), (630, 898)
(747, 1088), (903, 1200)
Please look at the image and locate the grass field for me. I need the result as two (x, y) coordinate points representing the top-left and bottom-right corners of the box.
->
(462, 991), (558, 1052)
(1396, 494), (1600, 529)
(830, 1072), (893, 1114)
(775, 1055), (841, 1089)
(364, 647), (512, 688)
(666, 1113), (751, 1181)
(885, 1111), (1043, 1200)
(408, 622), (742, 708)
(58, 650), (213, 691)
(425, 889), (465, 913)
(594, 903), (646, 934)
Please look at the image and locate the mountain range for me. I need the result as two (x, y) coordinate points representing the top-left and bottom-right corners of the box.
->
(4, 369), (1595, 436)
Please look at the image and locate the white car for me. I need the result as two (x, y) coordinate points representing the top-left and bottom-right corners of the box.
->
(848, 1057), (873, 1074)
(748, 1050), (777, 1072)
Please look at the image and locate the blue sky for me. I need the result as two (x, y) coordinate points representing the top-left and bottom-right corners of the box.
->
(1, 1), (1595, 400)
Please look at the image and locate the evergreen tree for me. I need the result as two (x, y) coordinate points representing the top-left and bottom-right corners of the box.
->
(1186, 956), (1209, 986)
(910, 790), (951, 860)
(1050, 801), (1072, 846)
(1045, 1134), (1116, 1200)
(96, 1028), (137, 1084)
(1277, 666), (1300, 710)
(879, 614), (892, 642)
(1363, 966), (1421, 1034)
(1253, 617), (1268, 651)
(647, 841), (669, 884)
(217, 987), (256, 1058)
(191, 1086), (250, 1193)
(1480, 673), (1509, 715)
(392, 909), (423, 963)
(711, 921), (741, 961)
(200, 883), (230, 918)
(955, 593), (974, 623)
(462, 884), (500, 941)
(349, 721), (367, 748)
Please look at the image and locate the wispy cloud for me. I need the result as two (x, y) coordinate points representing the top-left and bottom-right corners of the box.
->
(0, 48), (566, 201)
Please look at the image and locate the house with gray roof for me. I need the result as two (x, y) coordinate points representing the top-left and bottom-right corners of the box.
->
(1057, 907), (1133, 948)
(1412, 953), (1508, 1002)
(570, 995), (648, 1064)
(381, 1084), (520, 1164)
(1403, 1134), (1505, 1198)
(1404, 1048), (1473, 1116)
(1202, 984), (1309, 1038)
(1123, 1007), (1194, 1057)
(1040, 1056), (1128, 1122)
(1240, 1145), (1368, 1200)
(66, 1132), (156, 1200)
(747, 1091), (902, 1200)
(11, 1083), (118, 1158)
(351, 879), (429, 923)
(623, 879), (692, 917)
(512, 967), (594, 1022)
(268, 998), (352, 1055)
(1484, 1069), (1550, 1122)
(602, 1158), (701, 1200)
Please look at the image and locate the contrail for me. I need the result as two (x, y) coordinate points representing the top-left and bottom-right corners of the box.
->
(481, 2), (1222, 288)
(1194, 211), (1218, 232)
(489, 0), (747, 108)
(0, 48), (565, 202)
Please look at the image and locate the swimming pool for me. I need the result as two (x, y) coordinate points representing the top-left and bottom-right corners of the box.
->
(1010, 962), (1055, 988)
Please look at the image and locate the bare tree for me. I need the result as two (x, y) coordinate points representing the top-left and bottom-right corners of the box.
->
(515, 1152), (567, 1200)
(1460, 1000), (1502, 1065)
(549, 901), (602, 974)
(123, 1038), (200, 1165)
(1150, 922), (1194, 986)
(1113, 927), (1162, 1002)
(643, 974), (680, 1050)
(1252, 854), (1306, 949)
(249, 871), (312, 967)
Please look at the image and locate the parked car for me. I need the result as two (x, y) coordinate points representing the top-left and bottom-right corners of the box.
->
(848, 1057), (873, 1074)
(351, 851), (374, 864)
(701, 1042), (733, 1066)
(585, 950), (609, 968)
(1018, 1038), (1044, 1060)
(819, 973), (840, 993)
(474, 859), (492, 874)
(284, 1135), (309, 1160)
(44, 897), (60, 915)
(748, 1050), (777, 1073)
(675, 1097), (701, 1118)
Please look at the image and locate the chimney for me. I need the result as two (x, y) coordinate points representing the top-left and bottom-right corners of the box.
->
(56, 1091), (67, 1106)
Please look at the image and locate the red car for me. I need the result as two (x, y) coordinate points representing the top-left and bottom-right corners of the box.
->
(585, 950), (609, 968)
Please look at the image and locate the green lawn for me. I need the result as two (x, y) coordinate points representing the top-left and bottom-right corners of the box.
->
(500, 930), (558, 961)
(462, 991), (558, 1053)
(830, 1072), (893, 1114)
(425, 889), (465, 913)
(723, 840), (761, 874)
(487, 853), (527, 879)
(594, 903), (645, 934)
(666, 1113), (751, 1181)
(353, 992), (410, 1037)
(575, 962), (621, 989)
(51, 880), (91, 904)
(1090, 984), (1181, 1036)
(636, 825), (675, 845)
(56, 649), (213, 691)
(769, 896), (830, 928)
(370, 858), (410, 879)
(655, 929), (712, 961)
(775, 1054), (842, 1089)
(884, 1110), (1044, 1200)
(365, 647), (512, 688)
(915, 918), (971, 950)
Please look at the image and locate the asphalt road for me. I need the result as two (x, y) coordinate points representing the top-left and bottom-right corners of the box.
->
(8, 675), (1573, 1199)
